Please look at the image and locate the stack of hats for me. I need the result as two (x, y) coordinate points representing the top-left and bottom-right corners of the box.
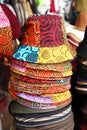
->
(0, 3), (21, 63)
(8, 14), (76, 130)
(75, 26), (87, 128)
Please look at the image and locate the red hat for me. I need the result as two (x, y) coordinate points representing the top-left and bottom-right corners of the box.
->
(1, 3), (21, 40)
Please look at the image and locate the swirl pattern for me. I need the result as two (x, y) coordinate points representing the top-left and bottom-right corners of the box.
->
(22, 15), (67, 47)
(13, 44), (75, 64)
(0, 26), (13, 58)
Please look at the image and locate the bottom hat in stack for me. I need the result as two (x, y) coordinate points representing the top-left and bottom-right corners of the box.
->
(8, 14), (75, 130)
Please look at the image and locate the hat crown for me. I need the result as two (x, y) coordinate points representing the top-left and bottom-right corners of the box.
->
(22, 14), (67, 47)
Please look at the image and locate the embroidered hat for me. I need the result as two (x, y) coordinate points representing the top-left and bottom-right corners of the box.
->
(13, 14), (76, 64)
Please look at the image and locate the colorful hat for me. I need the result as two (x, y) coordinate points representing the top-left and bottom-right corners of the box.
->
(9, 100), (71, 114)
(11, 58), (72, 72)
(10, 80), (71, 95)
(1, 3), (21, 40)
(10, 71), (71, 84)
(10, 64), (73, 80)
(0, 3), (21, 59)
(13, 14), (76, 64)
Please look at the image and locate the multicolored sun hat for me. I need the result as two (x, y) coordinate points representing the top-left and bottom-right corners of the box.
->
(10, 71), (71, 84)
(13, 14), (76, 64)
(10, 64), (73, 80)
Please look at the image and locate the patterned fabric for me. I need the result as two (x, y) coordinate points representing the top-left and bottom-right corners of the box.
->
(9, 93), (71, 110)
(9, 81), (71, 104)
(22, 15), (66, 47)
(1, 3), (21, 40)
(10, 77), (70, 87)
(10, 81), (71, 95)
(0, 5), (10, 27)
(13, 44), (75, 64)
(8, 14), (74, 129)
(13, 14), (76, 64)
(10, 71), (71, 84)
(11, 69), (72, 80)
(11, 64), (73, 80)
(11, 58), (72, 72)
(18, 91), (71, 104)
(0, 26), (13, 58)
